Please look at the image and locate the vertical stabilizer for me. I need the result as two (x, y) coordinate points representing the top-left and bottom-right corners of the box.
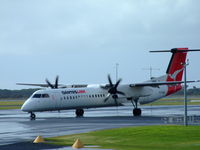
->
(166, 48), (188, 81)
(166, 48), (188, 95)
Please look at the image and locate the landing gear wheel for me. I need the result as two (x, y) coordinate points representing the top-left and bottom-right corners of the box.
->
(133, 108), (142, 116)
(30, 112), (36, 120)
(75, 109), (84, 117)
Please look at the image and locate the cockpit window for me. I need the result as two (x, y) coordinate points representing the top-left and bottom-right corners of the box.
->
(42, 94), (49, 98)
(32, 93), (49, 98)
(32, 94), (41, 98)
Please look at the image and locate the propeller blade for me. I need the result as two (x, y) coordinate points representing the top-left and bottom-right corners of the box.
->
(114, 98), (118, 106)
(104, 94), (111, 103)
(108, 75), (113, 87)
(112, 94), (119, 106)
(45, 79), (55, 89)
(115, 78), (122, 89)
(55, 75), (59, 89)
(116, 91), (125, 95)
(103, 74), (125, 103)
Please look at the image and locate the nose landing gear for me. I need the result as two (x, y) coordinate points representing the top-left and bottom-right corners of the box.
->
(30, 112), (36, 120)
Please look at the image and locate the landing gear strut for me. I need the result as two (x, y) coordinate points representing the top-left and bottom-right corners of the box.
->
(30, 112), (36, 120)
(75, 109), (84, 117)
(129, 98), (142, 116)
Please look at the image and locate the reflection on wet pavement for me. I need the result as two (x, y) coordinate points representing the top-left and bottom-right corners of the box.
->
(0, 105), (200, 146)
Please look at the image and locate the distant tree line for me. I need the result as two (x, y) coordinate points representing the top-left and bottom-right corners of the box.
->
(0, 89), (39, 99)
(172, 87), (200, 96)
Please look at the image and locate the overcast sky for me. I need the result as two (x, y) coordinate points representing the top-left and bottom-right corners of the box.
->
(0, 0), (200, 89)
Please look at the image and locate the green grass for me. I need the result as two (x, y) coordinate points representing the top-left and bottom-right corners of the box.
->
(0, 100), (25, 110)
(145, 98), (200, 106)
(46, 125), (200, 150)
(0, 100), (25, 106)
(0, 106), (21, 110)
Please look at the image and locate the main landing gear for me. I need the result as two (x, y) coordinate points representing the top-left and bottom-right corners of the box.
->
(128, 98), (142, 116)
(133, 108), (142, 116)
(75, 109), (84, 117)
(30, 112), (36, 120)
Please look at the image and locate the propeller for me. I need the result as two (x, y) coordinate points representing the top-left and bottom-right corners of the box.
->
(45, 75), (59, 89)
(101, 75), (125, 104)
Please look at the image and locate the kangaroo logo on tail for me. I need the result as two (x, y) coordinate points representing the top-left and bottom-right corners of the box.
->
(167, 67), (184, 81)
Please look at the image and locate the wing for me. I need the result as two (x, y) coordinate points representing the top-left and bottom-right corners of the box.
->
(16, 83), (88, 88)
(16, 83), (52, 87)
(130, 80), (199, 87)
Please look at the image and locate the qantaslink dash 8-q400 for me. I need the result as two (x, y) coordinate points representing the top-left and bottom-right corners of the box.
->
(18, 48), (200, 119)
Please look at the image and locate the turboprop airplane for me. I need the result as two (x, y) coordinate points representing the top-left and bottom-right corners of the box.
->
(18, 48), (200, 119)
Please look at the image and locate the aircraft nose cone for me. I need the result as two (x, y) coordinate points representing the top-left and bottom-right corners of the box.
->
(21, 103), (28, 112)
(21, 100), (31, 112)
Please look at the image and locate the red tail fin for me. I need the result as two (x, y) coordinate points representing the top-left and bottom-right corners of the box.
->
(166, 48), (188, 96)
(166, 48), (188, 82)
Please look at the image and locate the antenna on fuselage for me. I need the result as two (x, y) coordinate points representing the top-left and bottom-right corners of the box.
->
(143, 66), (160, 79)
(115, 63), (119, 83)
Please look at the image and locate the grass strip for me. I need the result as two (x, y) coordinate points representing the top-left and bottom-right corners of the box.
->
(0, 100), (25, 106)
(0, 100), (25, 110)
(0, 106), (21, 110)
(46, 125), (200, 150)
(145, 98), (200, 106)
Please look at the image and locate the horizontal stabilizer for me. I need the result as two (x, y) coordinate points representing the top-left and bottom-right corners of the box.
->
(150, 48), (200, 53)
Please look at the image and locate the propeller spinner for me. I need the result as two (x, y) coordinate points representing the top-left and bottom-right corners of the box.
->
(101, 75), (125, 105)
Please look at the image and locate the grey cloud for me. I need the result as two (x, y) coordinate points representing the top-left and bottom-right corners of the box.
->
(1, 0), (200, 55)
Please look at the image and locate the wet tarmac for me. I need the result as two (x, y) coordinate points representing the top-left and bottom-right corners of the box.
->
(0, 105), (200, 146)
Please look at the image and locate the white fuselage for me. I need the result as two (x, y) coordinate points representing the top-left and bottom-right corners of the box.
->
(20, 48), (190, 116)
(21, 84), (168, 112)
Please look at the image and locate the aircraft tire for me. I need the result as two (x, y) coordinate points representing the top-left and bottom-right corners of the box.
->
(30, 112), (36, 120)
(133, 108), (141, 116)
(76, 109), (84, 117)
